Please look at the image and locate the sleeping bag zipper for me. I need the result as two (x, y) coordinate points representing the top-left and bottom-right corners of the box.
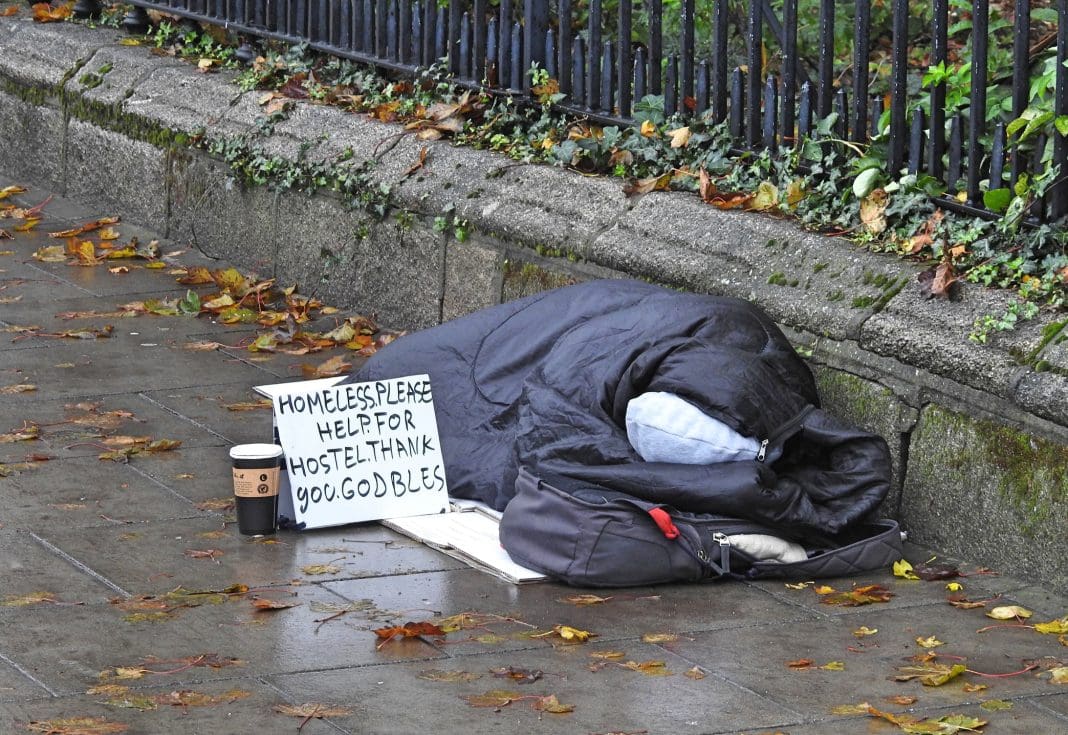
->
(756, 405), (816, 462)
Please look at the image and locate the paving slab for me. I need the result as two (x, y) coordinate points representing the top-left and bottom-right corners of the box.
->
(270, 642), (802, 735)
(36, 517), (467, 597)
(0, 530), (116, 606)
(2, 455), (203, 529)
(1, 676), (343, 733)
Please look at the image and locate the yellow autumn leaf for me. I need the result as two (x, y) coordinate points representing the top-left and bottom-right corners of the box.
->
(749, 181), (779, 211)
(554, 624), (593, 642)
(668, 126), (691, 148)
(640, 120), (657, 137)
(32, 244), (66, 262)
(916, 635), (944, 649)
(986, 605), (1032, 620)
(946, 581), (963, 592)
(1049, 666), (1068, 684)
(1034, 616), (1068, 634)
(893, 559), (919, 580)
(0, 185), (26, 200)
(641, 632), (679, 644)
(98, 227), (121, 240)
(813, 585), (835, 595)
(820, 661), (845, 671)
(853, 626), (878, 637)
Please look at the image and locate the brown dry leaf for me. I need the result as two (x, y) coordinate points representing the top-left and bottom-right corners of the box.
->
(589, 651), (626, 660)
(620, 660), (671, 676)
(947, 593), (990, 610)
(885, 694), (918, 705)
(404, 146), (429, 177)
(916, 635), (945, 649)
(184, 340), (226, 351)
(917, 258), (959, 300)
(374, 621), (447, 643)
(225, 398), (273, 411)
(416, 669), (482, 683)
(907, 209), (945, 254)
(183, 548), (224, 562)
(787, 659), (814, 670)
(2, 591), (57, 607)
(68, 240), (100, 266)
(108, 266), (129, 275)
(49, 216), (120, 238)
(0, 384), (36, 394)
(33, 244), (66, 262)
(914, 561), (961, 581)
(251, 598), (301, 612)
(623, 173), (672, 197)
(462, 689), (523, 708)
(23, 716), (128, 734)
(301, 355), (352, 379)
(531, 694), (574, 714)
(641, 632), (679, 644)
(893, 661), (966, 686)
(559, 594), (612, 606)
(0, 421), (39, 444)
(859, 189), (888, 234)
(301, 564), (340, 575)
(490, 666), (543, 684)
(818, 584), (894, 606)
(274, 702), (353, 719)
(684, 665), (706, 680)
(830, 702), (871, 715)
(195, 498), (234, 512)
(31, 2), (73, 23)
(157, 689), (251, 707)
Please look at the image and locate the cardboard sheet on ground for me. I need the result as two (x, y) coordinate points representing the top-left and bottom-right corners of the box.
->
(255, 374), (449, 528)
(382, 500), (547, 584)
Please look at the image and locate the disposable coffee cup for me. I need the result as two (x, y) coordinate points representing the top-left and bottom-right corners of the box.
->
(230, 444), (284, 535)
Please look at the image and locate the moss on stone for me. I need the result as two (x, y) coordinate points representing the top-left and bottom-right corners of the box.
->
(501, 258), (578, 301)
(920, 405), (1068, 535)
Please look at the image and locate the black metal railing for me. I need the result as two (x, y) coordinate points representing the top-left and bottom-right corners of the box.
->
(96, 0), (1068, 222)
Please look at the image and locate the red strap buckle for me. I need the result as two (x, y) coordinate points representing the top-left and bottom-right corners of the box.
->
(647, 507), (680, 539)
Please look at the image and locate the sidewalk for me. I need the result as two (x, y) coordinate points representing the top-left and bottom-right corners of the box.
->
(1, 174), (1067, 734)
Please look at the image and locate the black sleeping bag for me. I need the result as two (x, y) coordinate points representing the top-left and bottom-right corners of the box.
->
(344, 279), (896, 583)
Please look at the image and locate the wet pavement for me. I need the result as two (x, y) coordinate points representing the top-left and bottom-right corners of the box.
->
(2, 173), (1068, 734)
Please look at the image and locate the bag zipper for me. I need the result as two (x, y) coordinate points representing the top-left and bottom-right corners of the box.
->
(756, 404), (816, 462)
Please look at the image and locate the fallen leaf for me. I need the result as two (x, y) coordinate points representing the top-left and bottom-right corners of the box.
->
(831, 702), (871, 715)
(183, 548), (224, 562)
(33, 244), (66, 262)
(0, 185), (26, 200)
(588, 651), (626, 660)
(23, 716), (128, 734)
(986, 605), (1032, 620)
(914, 562), (960, 581)
(784, 581), (815, 590)
(156, 688), (251, 707)
(490, 666), (543, 684)
(947, 593), (989, 609)
(273, 702), (353, 718)
(0, 421), (39, 444)
(893, 559), (920, 580)
(854, 626), (879, 637)
(1034, 616), (1068, 635)
(820, 661), (846, 671)
(49, 217), (120, 238)
(787, 659), (814, 669)
(0, 384), (36, 394)
(980, 699), (1013, 711)
(416, 669), (481, 682)
(2, 591), (58, 607)
(559, 594), (612, 606)
(917, 259), (959, 300)
(916, 636), (944, 649)
(301, 355), (351, 379)
(962, 682), (988, 693)
(184, 340), (226, 351)
(374, 621), (446, 643)
(885, 695), (918, 705)
(251, 598), (301, 612)
(301, 564), (340, 575)
(1049, 666), (1068, 684)
(462, 689), (522, 708)
(946, 582), (964, 592)
(894, 661), (966, 686)
(620, 660), (671, 676)
(623, 173), (672, 196)
(859, 189), (888, 234)
(532, 624), (595, 643)
(640, 632), (678, 644)
(531, 694), (574, 714)
(818, 584), (894, 606)
(639, 120), (657, 137)
(31, 2), (73, 22)
(224, 398), (273, 411)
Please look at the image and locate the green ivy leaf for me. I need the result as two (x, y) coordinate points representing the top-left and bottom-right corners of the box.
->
(982, 188), (1012, 213)
(853, 168), (882, 199)
(177, 289), (201, 315)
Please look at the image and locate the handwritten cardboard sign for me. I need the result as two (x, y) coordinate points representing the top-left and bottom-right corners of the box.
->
(270, 374), (449, 529)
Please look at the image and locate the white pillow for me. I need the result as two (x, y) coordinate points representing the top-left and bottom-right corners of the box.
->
(728, 534), (808, 563)
(625, 391), (761, 464)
